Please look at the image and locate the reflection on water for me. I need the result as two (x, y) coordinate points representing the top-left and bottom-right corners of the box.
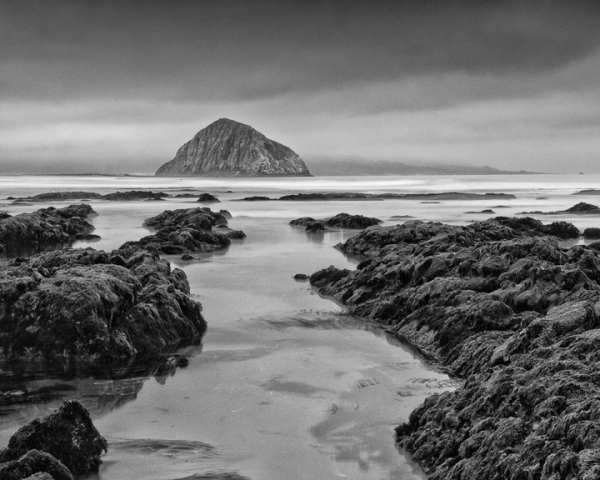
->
(8, 174), (598, 479)
(0, 353), (196, 432)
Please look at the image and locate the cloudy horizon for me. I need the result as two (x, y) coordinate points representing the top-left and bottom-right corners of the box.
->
(1, 0), (600, 175)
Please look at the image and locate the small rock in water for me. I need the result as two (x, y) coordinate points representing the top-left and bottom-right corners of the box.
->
(197, 193), (220, 203)
(0, 400), (107, 477)
(294, 273), (309, 281)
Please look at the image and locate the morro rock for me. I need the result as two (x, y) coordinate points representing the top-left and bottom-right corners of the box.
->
(155, 118), (311, 177)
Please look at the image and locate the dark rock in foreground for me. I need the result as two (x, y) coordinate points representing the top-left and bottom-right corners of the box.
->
(0, 449), (72, 480)
(584, 227), (600, 239)
(122, 207), (245, 255)
(0, 400), (106, 476)
(0, 246), (206, 362)
(197, 193), (220, 203)
(0, 205), (96, 256)
(309, 217), (600, 479)
(155, 118), (311, 177)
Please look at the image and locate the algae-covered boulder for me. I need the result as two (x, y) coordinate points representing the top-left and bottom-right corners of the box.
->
(121, 207), (244, 255)
(0, 401), (106, 475)
(0, 246), (206, 362)
(0, 204), (96, 255)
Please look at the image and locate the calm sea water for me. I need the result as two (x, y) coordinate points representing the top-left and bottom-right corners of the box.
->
(0, 174), (599, 479)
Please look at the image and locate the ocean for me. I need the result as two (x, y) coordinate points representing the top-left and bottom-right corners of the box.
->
(0, 173), (599, 479)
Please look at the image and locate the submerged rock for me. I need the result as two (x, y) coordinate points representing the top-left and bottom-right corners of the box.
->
(309, 216), (600, 478)
(0, 246), (206, 362)
(155, 118), (311, 177)
(0, 205), (96, 256)
(0, 400), (107, 476)
(122, 207), (245, 255)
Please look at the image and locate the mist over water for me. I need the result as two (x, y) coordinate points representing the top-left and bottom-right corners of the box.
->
(1, 174), (599, 479)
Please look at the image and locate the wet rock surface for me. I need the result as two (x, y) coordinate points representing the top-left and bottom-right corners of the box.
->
(0, 449), (72, 480)
(121, 207), (245, 255)
(0, 400), (106, 476)
(290, 213), (381, 230)
(196, 193), (220, 203)
(310, 217), (600, 479)
(0, 205), (96, 256)
(101, 190), (169, 201)
(520, 202), (600, 215)
(0, 245), (206, 363)
(278, 192), (515, 201)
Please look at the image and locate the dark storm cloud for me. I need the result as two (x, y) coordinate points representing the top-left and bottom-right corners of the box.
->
(1, 0), (600, 102)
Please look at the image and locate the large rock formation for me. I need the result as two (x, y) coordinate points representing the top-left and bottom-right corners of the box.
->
(0, 246), (206, 363)
(155, 118), (311, 177)
(120, 207), (245, 255)
(309, 217), (600, 479)
(0, 205), (96, 256)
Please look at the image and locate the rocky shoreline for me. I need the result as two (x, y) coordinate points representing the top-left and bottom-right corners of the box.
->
(0, 203), (249, 479)
(310, 217), (600, 478)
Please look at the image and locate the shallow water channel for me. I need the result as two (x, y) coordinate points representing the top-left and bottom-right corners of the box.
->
(0, 193), (457, 479)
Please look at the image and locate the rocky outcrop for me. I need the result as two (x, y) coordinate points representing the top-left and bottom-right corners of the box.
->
(0, 400), (107, 475)
(0, 450), (72, 480)
(121, 207), (245, 255)
(290, 213), (381, 230)
(0, 205), (96, 256)
(520, 202), (600, 215)
(101, 191), (169, 201)
(309, 217), (600, 479)
(197, 193), (219, 203)
(277, 192), (516, 201)
(573, 189), (600, 195)
(584, 227), (600, 239)
(0, 246), (206, 362)
(155, 118), (311, 177)
(21, 192), (102, 202)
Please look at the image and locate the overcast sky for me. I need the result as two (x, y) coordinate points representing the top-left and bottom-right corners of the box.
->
(1, 0), (600, 174)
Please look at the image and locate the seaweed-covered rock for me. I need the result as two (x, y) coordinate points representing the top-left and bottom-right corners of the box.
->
(0, 401), (106, 475)
(305, 221), (327, 232)
(309, 217), (600, 479)
(0, 450), (72, 480)
(122, 207), (244, 255)
(0, 246), (206, 362)
(0, 205), (96, 256)
(584, 227), (600, 239)
(22, 192), (103, 202)
(102, 191), (169, 201)
(290, 213), (380, 230)
(324, 213), (381, 229)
